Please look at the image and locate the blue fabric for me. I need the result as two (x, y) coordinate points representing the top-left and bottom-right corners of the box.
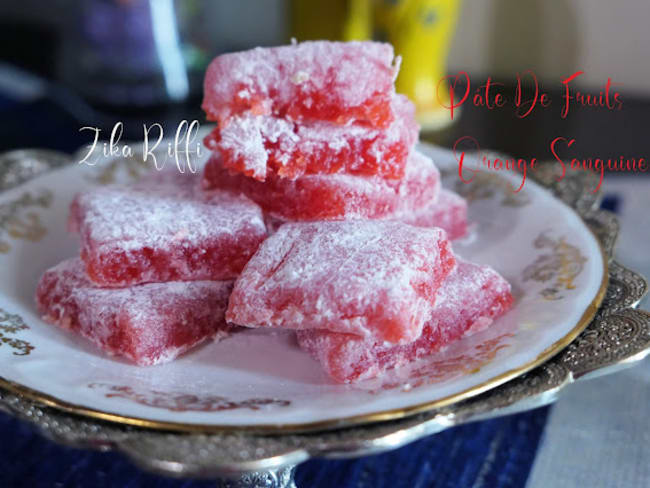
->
(0, 406), (550, 487)
(600, 194), (621, 214)
(0, 99), (93, 154)
(0, 93), (19, 112)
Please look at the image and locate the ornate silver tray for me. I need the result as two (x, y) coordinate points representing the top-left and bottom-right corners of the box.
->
(0, 149), (647, 488)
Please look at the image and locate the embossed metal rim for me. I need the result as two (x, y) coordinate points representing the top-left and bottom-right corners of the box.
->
(0, 146), (610, 434)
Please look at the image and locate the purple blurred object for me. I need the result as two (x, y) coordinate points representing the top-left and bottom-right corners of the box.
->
(58, 0), (195, 107)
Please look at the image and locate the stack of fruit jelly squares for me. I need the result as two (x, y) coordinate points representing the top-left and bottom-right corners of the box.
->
(202, 40), (468, 237)
(36, 40), (511, 380)
(202, 40), (512, 382)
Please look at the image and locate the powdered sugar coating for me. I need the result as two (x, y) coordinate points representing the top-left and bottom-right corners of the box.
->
(35, 258), (234, 366)
(263, 188), (466, 238)
(202, 41), (398, 128)
(202, 150), (440, 221)
(70, 170), (267, 287)
(297, 260), (513, 383)
(392, 189), (468, 240)
(227, 221), (455, 344)
(204, 95), (418, 181)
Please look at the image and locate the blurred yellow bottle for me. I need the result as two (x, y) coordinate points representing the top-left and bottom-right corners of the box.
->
(290, 0), (372, 41)
(375, 0), (461, 130)
(290, 0), (460, 129)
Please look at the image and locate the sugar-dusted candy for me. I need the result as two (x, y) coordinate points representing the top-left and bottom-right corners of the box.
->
(70, 170), (267, 287)
(227, 220), (455, 344)
(393, 189), (468, 240)
(202, 41), (399, 128)
(261, 189), (466, 238)
(204, 95), (418, 181)
(297, 260), (513, 383)
(202, 150), (440, 221)
(36, 258), (234, 366)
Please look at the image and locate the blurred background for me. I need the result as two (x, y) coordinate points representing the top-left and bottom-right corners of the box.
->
(0, 0), (648, 161)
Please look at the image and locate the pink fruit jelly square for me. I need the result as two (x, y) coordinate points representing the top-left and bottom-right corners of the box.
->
(394, 189), (468, 240)
(202, 149), (440, 222)
(203, 95), (418, 181)
(226, 220), (456, 344)
(202, 41), (399, 128)
(69, 170), (267, 287)
(297, 260), (513, 383)
(36, 258), (234, 366)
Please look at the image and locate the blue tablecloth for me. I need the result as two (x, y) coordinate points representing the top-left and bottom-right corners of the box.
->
(0, 406), (550, 488)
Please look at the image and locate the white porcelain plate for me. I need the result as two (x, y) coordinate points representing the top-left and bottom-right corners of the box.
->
(0, 140), (607, 432)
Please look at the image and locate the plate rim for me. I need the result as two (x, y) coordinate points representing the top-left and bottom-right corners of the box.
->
(0, 144), (610, 434)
